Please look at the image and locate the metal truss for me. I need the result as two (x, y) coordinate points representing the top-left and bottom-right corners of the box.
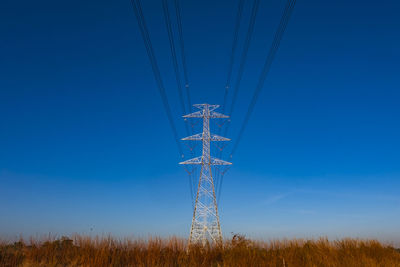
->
(179, 103), (231, 246)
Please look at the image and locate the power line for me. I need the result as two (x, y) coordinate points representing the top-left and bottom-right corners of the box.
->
(222, 0), (245, 114)
(217, 166), (230, 205)
(231, 0), (296, 156)
(174, 0), (192, 113)
(164, 0), (199, 206)
(130, 0), (184, 156)
(162, 0), (190, 137)
(164, 0), (198, 204)
(224, 0), (261, 138)
(215, 0), (246, 194)
(134, 0), (195, 203)
(182, 165), (196, 209)
(216, 0), (257, 190)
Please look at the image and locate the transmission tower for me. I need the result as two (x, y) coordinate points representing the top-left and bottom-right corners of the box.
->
(180, 104), (232, 245)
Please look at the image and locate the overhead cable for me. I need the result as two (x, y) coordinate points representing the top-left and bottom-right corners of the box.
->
(130, 0), (184, 156)
(166, 0), (198, 203)
(231, 0), (296, 156)
(174, 0), (192, 113)
(222, 0), (246, 114)
(215, 0), (257, 187)
(224, 0), (261, 138)
(162, 0), (191, 136)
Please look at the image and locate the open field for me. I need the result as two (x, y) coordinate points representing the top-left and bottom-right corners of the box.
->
(1, 235), (400, 266)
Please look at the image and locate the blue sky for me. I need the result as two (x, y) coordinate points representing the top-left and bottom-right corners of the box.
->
(1, 0), (399, 242)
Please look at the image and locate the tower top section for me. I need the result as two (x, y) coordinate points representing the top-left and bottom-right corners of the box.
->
(183, 103), (229, 119)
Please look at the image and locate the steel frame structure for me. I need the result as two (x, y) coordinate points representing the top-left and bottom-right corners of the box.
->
(180, 104), (231, 245)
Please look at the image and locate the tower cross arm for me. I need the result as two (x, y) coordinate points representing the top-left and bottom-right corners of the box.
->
(182, 133), (202, 141)
(183, 111), (203, 118)
(182, 133), (230, 141)
(209, 111), (229, 118)
(210, 157), (232, 165)
(179, 156), (202, 165)
(210, 134), (230, 141)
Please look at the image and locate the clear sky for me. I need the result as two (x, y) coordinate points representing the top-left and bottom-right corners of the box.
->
(1, 0), (399, 242)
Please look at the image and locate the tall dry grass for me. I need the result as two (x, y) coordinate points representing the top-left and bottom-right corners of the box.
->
(1, 234), (399, 266)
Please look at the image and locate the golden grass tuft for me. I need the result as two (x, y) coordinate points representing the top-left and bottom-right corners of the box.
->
(0, 234), (399, 266)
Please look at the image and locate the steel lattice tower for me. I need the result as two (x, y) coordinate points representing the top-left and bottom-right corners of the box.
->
(180, 104), (232, 245)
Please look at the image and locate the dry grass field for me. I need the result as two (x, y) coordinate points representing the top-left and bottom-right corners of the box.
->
(1, 234), (400, 266)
